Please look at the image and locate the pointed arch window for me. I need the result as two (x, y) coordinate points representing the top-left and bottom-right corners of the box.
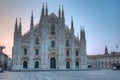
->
(51, 24), (55, 35)
(35, 38), (39, 45)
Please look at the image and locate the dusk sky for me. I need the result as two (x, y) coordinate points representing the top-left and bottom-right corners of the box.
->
(0, 0), (120, 57)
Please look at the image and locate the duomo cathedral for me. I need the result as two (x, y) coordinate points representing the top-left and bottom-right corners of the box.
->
(12, 4), (87, 70)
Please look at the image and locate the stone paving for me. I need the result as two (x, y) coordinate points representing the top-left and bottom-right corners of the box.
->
(0, 69), (120, 80)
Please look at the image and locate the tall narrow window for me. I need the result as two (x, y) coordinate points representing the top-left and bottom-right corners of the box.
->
(51, 41), (55, 48)
(76, 50), (79, 56)
(35, 49), (39, 55)
(24, 48), (27, 55)
(66, 50), (69, 56)
(51, 24), (55, 35)
(66, 40), (69, 46)
(35, 38), (39, 45)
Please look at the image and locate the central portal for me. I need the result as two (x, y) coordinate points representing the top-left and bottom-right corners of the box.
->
(50, 58), (56, 69)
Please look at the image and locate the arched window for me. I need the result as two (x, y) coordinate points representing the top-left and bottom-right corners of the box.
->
(66, 50), (69, 56)
(76, 50), (78, 56)
(51, 41), (55, 48)
(35, 49), (39, 55)
(35, 38), (39, 45)
(24, 48), (27, 55)
(66, 40), (69, 46)
(51, 24), (55, 35)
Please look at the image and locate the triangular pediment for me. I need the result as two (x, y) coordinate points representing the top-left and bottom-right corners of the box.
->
(49, 13), (57, 18)
(48, 13), (58, 23)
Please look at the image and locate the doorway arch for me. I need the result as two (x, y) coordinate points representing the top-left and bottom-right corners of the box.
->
(35, 61), (39, 69)
(66, 62), (70, 69)
(50, 58), (56, 69)
(76, 61), (79, 68)
(23, 61), (27, 69)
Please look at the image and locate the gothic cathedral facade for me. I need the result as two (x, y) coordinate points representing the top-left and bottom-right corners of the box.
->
(12, 4), (87, 70)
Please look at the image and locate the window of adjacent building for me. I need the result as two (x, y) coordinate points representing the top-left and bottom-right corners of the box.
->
(51, 24), (55, 35)
(76, 50), (78, 56)
(66, 50), (69, 56)
(66, 40), (69, 46)
(51, 41), (55, 48)
(24, 48), (27, 55)
(35, 49), (39, 55)
(35, 38), (39, 45)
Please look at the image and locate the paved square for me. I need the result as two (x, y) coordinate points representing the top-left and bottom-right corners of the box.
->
(0, 70), (120, 80)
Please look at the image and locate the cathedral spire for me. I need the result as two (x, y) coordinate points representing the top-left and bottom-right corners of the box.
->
(59, 5), (61, 18)
(71, 16), (74, 29)
(105, 46), (108, 55)
(41, 2), (44, 17)
(71, 16), (74, 34)
(80, 26), (82, 39)
(83, 26), (85, 39)
(19, 18), (22, 36)
(62, 6), (64, 19)
(15, 18), (18, 32)
(46, 3), (48, 16)
(80, 26), (86, 40)
(30, 10), (34, 31)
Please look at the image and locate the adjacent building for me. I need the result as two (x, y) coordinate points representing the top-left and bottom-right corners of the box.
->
(0, 46), (11, 70)
(87, 46), (120, 69)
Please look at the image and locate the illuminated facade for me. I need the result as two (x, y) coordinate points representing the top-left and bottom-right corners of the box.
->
(12, 4), (87, 70)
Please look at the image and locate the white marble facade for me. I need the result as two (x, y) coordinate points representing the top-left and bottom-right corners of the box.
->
(12, 4), (87, 70)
